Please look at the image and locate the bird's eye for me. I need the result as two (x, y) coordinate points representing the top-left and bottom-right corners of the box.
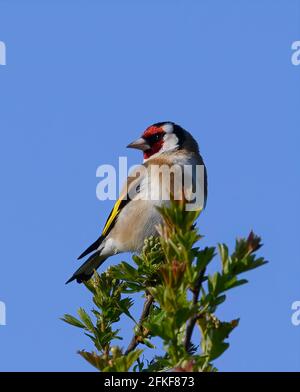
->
(150, 133), (164, 143)
(145, 132), (165, 146)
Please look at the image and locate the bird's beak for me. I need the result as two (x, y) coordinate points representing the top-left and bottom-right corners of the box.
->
(126, 137), (150, 151)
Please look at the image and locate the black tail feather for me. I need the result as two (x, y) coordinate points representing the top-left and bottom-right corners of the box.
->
(77, 235), (104, 260)
(66, 251), (107, 284)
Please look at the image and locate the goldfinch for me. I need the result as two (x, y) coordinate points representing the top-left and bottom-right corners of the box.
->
(67, 122), (207, 284)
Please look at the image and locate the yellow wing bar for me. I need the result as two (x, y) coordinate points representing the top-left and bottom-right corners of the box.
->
(101, 197), (125, 236)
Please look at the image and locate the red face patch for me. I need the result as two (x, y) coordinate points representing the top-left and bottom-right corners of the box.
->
(142, 125), (164, 138)
(143, 140), (164, 159)
(142, 126), (165, 159)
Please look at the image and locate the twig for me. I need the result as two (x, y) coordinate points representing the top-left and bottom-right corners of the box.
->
(184, 268), (206, 352)
(125, 293), (154, 355)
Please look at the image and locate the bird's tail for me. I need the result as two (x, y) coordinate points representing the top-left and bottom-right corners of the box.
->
(66, 251), (107, 284)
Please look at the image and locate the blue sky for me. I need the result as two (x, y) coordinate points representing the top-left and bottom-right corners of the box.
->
(0, 0), (299, 371)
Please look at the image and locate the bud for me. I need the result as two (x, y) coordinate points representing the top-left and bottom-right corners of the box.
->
(111, 346), (122, 358)
(246, 231), (262, 253)
(160, 260), (186, 288)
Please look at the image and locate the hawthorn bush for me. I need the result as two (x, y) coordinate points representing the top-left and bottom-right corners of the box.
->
(63, 202), (266, 372)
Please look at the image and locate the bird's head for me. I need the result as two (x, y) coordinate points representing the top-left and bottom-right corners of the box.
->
(127, 121), (197, 161)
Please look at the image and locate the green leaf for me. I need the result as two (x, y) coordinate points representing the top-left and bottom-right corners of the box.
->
(218, 243), (229, 270)
(214, 295), (226, 306)
(117, 298), (136, 323)
(223, 277), (248, 291)
(197, 247), (216, 271)
(208, 272), (222, 295)
(61, 314), (85, 329)
(78, 350), (104, 371)
(125, 349), (144, 370)
(77, 308), (95, 332)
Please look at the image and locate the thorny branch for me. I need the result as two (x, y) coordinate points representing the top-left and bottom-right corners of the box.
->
(125, 293), (154, 355)
(184, 268), (206, 352)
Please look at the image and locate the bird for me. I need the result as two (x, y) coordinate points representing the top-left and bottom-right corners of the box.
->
(66, 121), (207, 284)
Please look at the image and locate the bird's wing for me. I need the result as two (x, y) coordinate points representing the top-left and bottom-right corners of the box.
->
(77, 165), (144, 260)
(101, 196), (129, 236)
